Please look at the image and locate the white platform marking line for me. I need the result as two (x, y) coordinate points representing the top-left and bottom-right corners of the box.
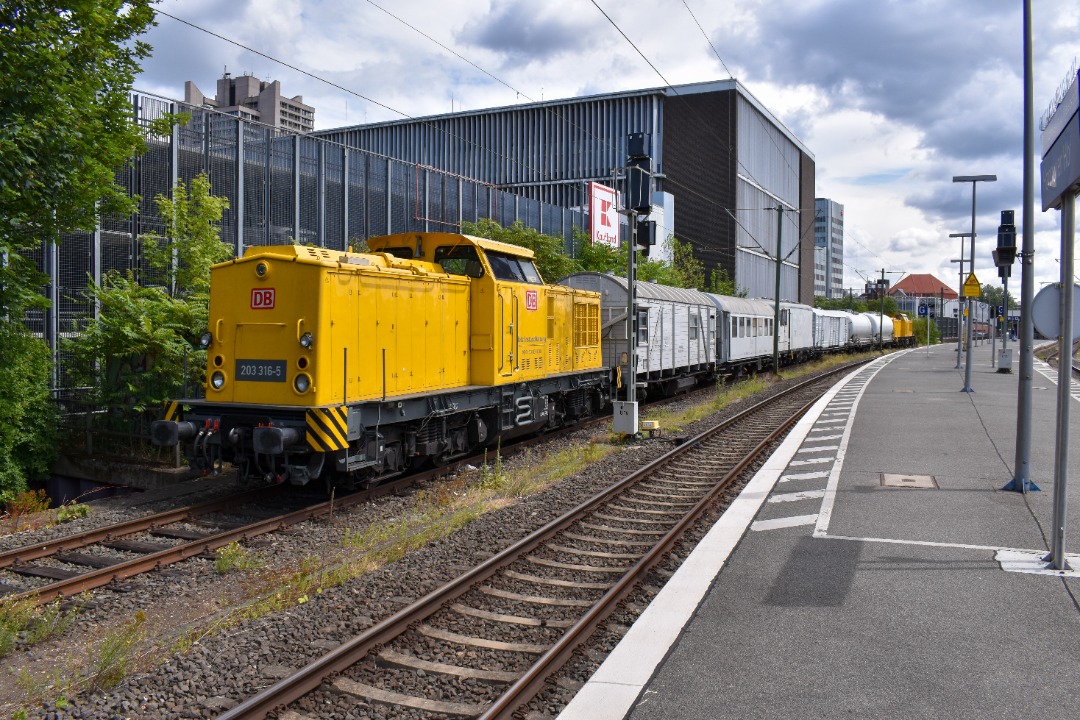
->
(554, 361), (866, 720)
(779, 471), (829, 483)
(814, 351), (909, 538)
(818, 533), (1071, 576)
(788, 457), (833, 466)
(1033, 364), (1080, 401)
(796, 445), (839, 453)
(752, 514), (819, 530)
(768, 489), (826, 504)
(996, 549), (1080, 577)
(805, 434), (843, 441)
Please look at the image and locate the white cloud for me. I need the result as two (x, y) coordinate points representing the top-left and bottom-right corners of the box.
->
(135, 0), (1075, 295)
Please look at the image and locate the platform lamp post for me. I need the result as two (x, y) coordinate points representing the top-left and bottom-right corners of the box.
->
(953, 175), (997, 393)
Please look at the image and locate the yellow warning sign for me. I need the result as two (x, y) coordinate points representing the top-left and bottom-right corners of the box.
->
(962, 272), (981, 297)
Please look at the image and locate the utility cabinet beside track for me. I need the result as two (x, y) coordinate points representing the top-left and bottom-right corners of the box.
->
(152, 232), (609, 489)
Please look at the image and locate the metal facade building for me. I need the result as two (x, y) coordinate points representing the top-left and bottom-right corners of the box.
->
(314, 80), (816, 304)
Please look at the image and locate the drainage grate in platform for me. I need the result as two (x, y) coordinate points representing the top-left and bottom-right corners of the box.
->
(880, 473), (938, 489)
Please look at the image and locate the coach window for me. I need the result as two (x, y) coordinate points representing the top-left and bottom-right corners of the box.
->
(637, 309), (650, 344)
(435, 245), (485, 278)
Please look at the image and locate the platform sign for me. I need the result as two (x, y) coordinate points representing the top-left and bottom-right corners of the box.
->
(918, 305), (928, 317)
(1041, 68), (1080, 211)
(962, 272), (981, 298)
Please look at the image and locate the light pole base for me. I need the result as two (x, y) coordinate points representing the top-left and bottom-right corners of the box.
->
(1001, 478), (1041, 492)
(960, 387), (975, 393)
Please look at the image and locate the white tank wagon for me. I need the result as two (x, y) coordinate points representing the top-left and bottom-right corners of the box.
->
(813, 308), (852, 351)
(848, 312), (876, 347)
(559, 273), (716, 398)
(864, 313), (894, 346)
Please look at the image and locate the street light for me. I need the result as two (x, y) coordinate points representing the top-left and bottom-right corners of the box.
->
(953, 175), (997, 392)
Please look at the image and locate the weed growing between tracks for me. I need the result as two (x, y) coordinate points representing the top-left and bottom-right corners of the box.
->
(214, 542), (265, 574)
(0, 597), (82, 658)
(89, 610), (147, 691)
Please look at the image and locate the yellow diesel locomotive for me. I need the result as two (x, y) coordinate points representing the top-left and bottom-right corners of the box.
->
(152, 232), (610, 488)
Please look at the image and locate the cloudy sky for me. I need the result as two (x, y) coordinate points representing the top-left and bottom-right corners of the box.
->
(133, 0), (1077, 295)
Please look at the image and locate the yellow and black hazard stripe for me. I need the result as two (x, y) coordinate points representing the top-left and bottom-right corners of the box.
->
(306, 406), (349, 452)
(163, 401), (180, 422)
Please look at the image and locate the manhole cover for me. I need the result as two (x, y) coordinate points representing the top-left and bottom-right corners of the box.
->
(880, 473), (938, 489)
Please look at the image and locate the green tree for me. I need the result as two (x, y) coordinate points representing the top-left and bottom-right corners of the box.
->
(0, 1), (156, 315)
(66, 174), (231, 435)
(816, 295), (869, 313)
(0, 2), (153, 491)
(979, 283), (1017, 311)
(707, 265), (742, 297)
(0, 321), (58, 500)
(570, 227), (623, 274)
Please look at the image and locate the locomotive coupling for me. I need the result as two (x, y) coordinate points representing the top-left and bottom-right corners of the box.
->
(252, 426), (303, 455)
(150, 420), (198, 447)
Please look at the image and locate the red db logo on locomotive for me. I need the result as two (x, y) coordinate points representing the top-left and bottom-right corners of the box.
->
(525, 290), (538, 311)
(251, 288), (276, 309)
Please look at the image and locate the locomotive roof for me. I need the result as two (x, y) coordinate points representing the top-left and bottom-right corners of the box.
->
(367, 232), (536, 259)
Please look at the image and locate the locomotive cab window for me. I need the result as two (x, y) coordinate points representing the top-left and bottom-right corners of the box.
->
(486, 251), (543, 284)
(435, 245), (485, 278)
(380, 246), (414, 259)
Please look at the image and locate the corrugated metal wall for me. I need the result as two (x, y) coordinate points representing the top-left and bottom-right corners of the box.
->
(313, 93), (663, 210)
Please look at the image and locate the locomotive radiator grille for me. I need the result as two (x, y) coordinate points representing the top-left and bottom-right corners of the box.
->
(306, 406), (349, 452)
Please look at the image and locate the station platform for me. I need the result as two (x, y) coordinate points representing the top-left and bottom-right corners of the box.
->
(559, 342), (1080, 720)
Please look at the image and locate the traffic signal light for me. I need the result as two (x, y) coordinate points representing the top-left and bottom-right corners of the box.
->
(625, 132), (652, 214)
(637, 219), (656, 257)
(994, 209), (1017, 279)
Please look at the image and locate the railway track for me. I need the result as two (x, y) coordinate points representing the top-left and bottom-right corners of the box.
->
(0, 405), (632, 607)
(217, 359), (867, 720)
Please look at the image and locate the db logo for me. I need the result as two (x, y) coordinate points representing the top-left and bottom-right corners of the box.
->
(525, 290), (538, 311)
(251, 288), (275, 309)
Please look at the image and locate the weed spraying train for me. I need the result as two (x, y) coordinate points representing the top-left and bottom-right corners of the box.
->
(152, 232), (912, 489)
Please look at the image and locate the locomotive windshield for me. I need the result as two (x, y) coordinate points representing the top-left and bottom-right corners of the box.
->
(486, 250), (543, 285)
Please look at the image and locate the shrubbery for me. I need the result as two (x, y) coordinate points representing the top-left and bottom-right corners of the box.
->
(0, 322), (58, 501)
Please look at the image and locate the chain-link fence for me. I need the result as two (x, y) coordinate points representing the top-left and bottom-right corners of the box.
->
(33, 92), (590, 394)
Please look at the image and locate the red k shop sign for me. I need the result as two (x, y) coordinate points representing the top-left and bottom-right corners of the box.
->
(589, 182), (619, 247)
